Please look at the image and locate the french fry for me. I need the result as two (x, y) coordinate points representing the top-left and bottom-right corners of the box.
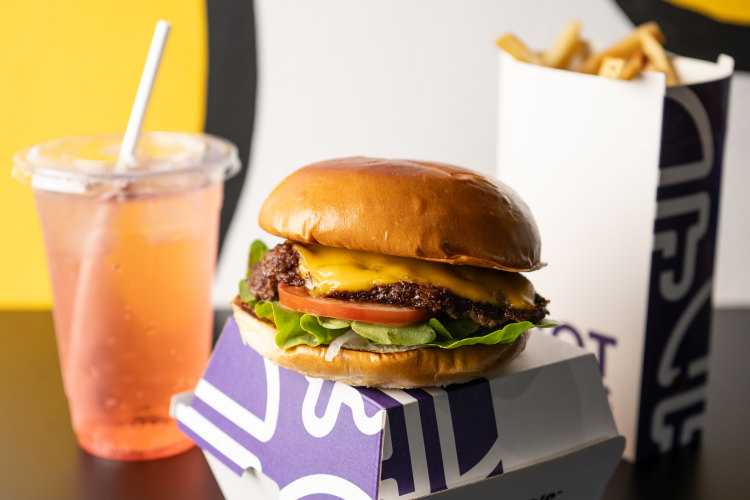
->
(542, 20), (582, 69)
(581, 22), (664, 74)
(496, 33), (544, 65)
(642, 63), (678, 85)
(621, 50), (645, 80)
(566, 39), (592, 72)
(598, 57), (626, 79)
(495, 21), (679, 85)
(639, 30), (678, 85)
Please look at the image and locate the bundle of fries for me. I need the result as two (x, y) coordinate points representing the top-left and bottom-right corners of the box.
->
(496, 21), (679, 86)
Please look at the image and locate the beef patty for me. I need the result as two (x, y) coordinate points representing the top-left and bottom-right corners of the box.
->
(247, 242), (548, 329)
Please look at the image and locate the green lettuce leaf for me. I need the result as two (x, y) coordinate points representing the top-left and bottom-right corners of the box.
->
(317, 317), (352, 330)
(300, 314), (351, 345)
(428, 317), (480, 341)
(253, 300), (350, 349)
(254, 301), (316, 349)
(247, 240), (269, 278)
(350, 321), (436, 346)
(426, 320), (533, 349)
(239, 279), (258, 306)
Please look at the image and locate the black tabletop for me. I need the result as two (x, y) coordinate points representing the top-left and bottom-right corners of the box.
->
(1, 308), (748, 499)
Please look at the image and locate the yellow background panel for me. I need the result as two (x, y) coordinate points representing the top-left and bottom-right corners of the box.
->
(1, 1), (207, 309)
(667, 0), (750, 24)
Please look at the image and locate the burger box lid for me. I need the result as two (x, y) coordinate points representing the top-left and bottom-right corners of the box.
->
(496, 51), (733, 461)
(195, 433), (624, 500)
(172, 316), (625, 499)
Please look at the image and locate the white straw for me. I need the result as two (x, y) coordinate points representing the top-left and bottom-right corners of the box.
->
(117, 19), (171, 168)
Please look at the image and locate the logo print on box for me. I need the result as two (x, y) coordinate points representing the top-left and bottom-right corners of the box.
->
(379, 380), (505, 498)
(302, 377), (384, 437)
(179, 322), (384, 498)
(637, 78), (731, 459)
(179, 321), (510, 499)
(194, 357), (281, 444)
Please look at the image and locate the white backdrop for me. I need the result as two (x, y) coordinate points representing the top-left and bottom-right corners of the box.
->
(214, 0), (750, 308)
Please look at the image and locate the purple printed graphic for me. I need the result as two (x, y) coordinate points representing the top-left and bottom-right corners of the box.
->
(380, 404), (414, 496)
(177, 317), (506, 499)
(179, 318), (384, 498)
(405, 389), (447, 492)
(445, 380), (499, 475)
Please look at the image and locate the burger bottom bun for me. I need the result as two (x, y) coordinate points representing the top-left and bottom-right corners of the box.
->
(231, 296), (529, 389)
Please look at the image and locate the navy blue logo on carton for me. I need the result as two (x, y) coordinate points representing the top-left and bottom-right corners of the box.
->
(368, 378), (504, 498)
(637, 77), (731, 459)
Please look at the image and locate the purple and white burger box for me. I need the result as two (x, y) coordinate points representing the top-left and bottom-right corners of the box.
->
(172, 316), (624, 499)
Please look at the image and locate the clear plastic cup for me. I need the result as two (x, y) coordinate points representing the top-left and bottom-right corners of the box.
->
(13, 132), (239, 460)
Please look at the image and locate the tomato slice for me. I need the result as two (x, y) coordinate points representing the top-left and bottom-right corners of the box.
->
(277, 284), (431, 325)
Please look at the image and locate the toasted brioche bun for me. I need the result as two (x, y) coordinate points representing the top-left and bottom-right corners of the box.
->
(259, 157), (543, 272)
(232, 297), (529, 389)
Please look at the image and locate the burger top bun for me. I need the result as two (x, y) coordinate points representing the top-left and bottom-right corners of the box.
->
(258, 157), (544, 272)
(231, 297), (530, 389)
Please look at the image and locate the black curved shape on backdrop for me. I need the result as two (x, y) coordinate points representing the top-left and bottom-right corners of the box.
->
(615, 0), (750, 71)
(204, 0), (257, 256)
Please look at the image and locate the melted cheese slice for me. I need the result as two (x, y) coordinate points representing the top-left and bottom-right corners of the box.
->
(294, 244), (536, 310)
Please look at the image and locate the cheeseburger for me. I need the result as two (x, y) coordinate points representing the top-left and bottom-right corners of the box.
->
(232, 157), (549, 388)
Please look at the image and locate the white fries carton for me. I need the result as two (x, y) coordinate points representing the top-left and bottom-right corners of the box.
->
(496, 51), (734, 461)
